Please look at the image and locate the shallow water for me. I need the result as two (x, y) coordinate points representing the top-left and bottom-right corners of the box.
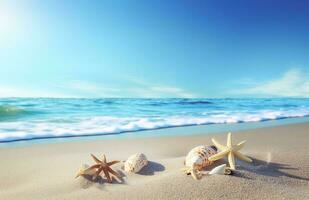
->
(0, 98), (308, 142)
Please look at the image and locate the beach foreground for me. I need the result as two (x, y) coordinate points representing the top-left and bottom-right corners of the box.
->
(1, 123), (309, 200)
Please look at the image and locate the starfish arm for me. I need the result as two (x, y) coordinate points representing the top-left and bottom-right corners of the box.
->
(92, 167), (103, 180)
(211, 138), (225, 151)
(76, 164), (100, 178)
(228, 152), (236, 170)
(191, 169), (202, 180)
(234, 151), (252, 163)
(75, 170), (84, 178)
(107, 167), (121, 178)
(227, 132), (232, 147)
(107, 160), (120, 166)
(234, 140), (246, 151)
(103, 168), (112, 183)
(85, 164), (100, 171)
(91, 154), (102, 164)
(181, 167), (190, 174)
(208, 149), (229, 161)
(102, 154), (107, 163)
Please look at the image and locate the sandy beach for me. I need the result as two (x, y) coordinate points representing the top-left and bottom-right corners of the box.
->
(0, 122), (309, 200)
(1, 0), (309, 199)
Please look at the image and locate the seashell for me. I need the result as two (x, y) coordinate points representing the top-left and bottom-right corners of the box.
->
(224, 168), (233, 175)
(183, 145), (217, 179)
(208, 164), (227, 175)
(185, 145), (217, 170)
(124, 153), (148, 173)
(76, 164), (97, 178)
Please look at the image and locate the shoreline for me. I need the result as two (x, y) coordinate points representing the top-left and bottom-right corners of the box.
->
(1, 122), (309, 199)
(1, 116), (309, 147)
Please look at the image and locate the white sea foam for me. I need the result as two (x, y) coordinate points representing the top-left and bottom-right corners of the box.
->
(1, 109), (309, 142)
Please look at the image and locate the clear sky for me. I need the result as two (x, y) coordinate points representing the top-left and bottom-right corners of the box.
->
(0, 0), (309, 98)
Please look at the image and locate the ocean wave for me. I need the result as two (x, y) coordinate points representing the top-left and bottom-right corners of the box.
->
(177, 99), (213, 105)
(1, 109), (309, 142)
(0, 105), (26, 119)
(0, 105), (41, 121)
(1, 98), (309, 142)
(146, 99), (213, 106)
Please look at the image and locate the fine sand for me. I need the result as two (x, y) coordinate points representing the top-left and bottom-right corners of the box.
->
(0, 122), (309, 200)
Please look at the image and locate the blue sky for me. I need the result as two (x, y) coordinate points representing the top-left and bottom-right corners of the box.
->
(0, 0), (309, 98)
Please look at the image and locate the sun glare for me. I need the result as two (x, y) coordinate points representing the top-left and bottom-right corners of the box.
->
(0, 2), (21, 41)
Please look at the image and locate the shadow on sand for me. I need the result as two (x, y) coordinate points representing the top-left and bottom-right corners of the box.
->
(237, 157), (309, 181)
(136, 161), (165, 176)
(78, 161), (165, 189)
(78, 169), (126, 189)
(198, 156), (309, 181)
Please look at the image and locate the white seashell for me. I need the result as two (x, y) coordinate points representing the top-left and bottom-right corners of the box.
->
(185, 145), (217, 171)
(76, 164), (97, 178)
(208, 164), (227, 175)
(124, 153), (148, 173)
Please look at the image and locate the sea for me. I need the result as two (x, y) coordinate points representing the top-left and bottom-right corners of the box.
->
(0, 98), (309, 143)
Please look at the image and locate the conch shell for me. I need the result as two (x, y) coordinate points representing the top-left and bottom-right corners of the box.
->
(183, 145), (217, 180)
(124, 153), (148, 173)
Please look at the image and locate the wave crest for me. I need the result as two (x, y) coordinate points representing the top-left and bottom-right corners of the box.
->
(1, 110), (309, 142)
(0, 105), (25, 118)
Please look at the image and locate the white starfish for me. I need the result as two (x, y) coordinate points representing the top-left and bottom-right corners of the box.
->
(208, 132), (252, 170)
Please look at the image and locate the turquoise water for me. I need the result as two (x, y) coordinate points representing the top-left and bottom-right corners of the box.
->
(0, 98), (309, 142)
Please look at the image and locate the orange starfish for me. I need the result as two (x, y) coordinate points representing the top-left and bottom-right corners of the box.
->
(77, 154), (121, 183)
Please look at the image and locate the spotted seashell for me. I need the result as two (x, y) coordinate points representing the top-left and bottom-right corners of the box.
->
(185, 145), (217, 171)
(124, 153), (148, 173)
